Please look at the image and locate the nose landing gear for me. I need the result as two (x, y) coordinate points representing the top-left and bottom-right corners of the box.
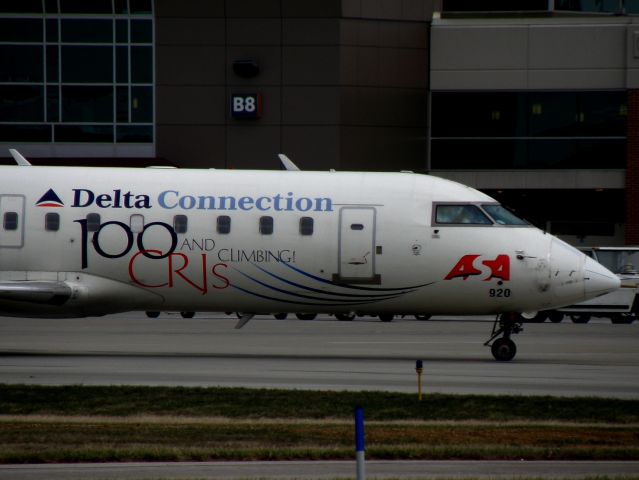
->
(485, 313), (523, 361)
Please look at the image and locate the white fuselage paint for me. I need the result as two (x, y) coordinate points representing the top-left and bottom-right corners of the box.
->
(0, 166), (619, 318)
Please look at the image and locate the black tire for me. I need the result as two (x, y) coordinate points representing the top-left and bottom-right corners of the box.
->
(336, 313), (355, 321)
(491, 338), (517, 362)
(180, 311), (195, 318)
(415, 314), (432, 321)
(570, 314), (591, 324)
(379, 314), (394, 322)
(145, 311), (160, 318)
(296, 313), (317, 320)
(611, 314), (635, 324)
(526, 312), (548, 323)
(274, 313), (288, 320)
(548, 311), (564, 323)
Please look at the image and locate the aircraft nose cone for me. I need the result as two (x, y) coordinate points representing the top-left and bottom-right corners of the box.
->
(584, 256), (620, 297)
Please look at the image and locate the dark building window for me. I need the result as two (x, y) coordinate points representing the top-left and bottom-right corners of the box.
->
(45, 212), (60, 231)
(0, 4), (154, 147)
(431, 91), (626, 170)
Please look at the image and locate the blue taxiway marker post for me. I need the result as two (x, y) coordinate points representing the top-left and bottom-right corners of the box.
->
(355, 406), (365, 480)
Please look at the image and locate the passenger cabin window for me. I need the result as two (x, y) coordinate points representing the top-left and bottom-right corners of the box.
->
(482, 205), (528, 225)
(3, 212), (18, 231)
(173, 214), (188, 234)
(130, 214), (145, 233)
(86, 213), (101, 232)
(260, 216), (273, 235)
(217, 215), (231, 234)
(45, 212), (60, 231)
(435, 205), (492, 225)
(300, 216), (314, 236)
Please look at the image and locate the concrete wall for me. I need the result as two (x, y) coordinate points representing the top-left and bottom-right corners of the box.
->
(155, 0), (433, 170)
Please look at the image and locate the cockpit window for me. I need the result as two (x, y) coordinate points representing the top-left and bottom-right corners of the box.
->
(482, 204), (528, 226)
(435, 204), (492, 225)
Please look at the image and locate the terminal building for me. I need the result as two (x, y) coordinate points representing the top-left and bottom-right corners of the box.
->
(0, 0), (637, 245)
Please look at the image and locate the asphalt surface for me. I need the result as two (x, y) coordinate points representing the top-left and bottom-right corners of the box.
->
(0, 313), (638, 397)
(1, 460), (639, 480)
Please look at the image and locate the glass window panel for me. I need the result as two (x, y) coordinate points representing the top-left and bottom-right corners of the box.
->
(0, 124), (51, 142)
(62, 86), (113, 122)
(576, 139), (625, 169)
(131, 20), (152, 43)
(527, 139), (577, 168)
(0, 45), (43, 82)
(260, 216), (274, 235)
(627, 0), (639, 14)
(130, 0), (153, 14)
(61, 46), (113, 83)
(131, 86), (152, 122)
(114, 0), (129, 14)
(46, 19), (58, 43)
(116, 46), (129, 83)
(435, 205), (492, 225)
(217, 215), (231, 234)
(116, 86), (129, 122)
(555, 0), (620, 11)
(578, 92), (627, 137)
(116, 125), (152, 143)
(173, 215), (188, 234)
(482, 205), (528, 225)
(47, 86), (59, 122)
(0, 0), (42, 13)
(116, 20), (128, 43)
(528, 92), (577, 137)
(300, 216), (314, 235)
(45, 0), (59, 13)
(61, 19), (112, 43)
(431, 139), (524, 169)
(3, 212), (18, 231)
(55, 125), (113, 142)
(0, 19), (42, 42)
(86, 213), (101, 232)
(0, 85), (43, 122)
(131, 46), (152, 83)
(443, 0), (547, 11)
(60, 0), (112, 14)
(45, 213), (60, 232)
(46, 46), (59, 83)
(431, 92), (522, 138)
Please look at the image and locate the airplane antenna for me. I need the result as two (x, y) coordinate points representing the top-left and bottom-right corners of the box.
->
(278, 153), (300, 171)
(9, 149), (32, 166)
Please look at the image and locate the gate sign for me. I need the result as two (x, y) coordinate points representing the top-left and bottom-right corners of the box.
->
(230, 93), (262, 119)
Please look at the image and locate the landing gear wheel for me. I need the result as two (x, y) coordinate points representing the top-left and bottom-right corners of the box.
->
(491, 338), (517, 362)
(415, 314), (432, 321)
(180, 311), (195, 318)
(570, 314), (591, 324)
(549, 311), (564, 323)
(611, 314), (635, 324)
(145, 311), (160, 318)
(379, 314), (394, 322)
(274, 313), (288, 320)
(336, 312), (355, 321)
(296, 313), (317, 320)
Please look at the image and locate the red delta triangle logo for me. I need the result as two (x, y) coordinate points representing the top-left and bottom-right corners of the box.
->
(36, 189), (64, 208)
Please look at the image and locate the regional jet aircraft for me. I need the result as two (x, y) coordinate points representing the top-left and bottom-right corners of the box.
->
(0, 150), (619, 360)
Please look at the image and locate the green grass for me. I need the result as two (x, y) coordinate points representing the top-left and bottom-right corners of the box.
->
(1, 385), (638, 464)
(1, 384), (639, 422)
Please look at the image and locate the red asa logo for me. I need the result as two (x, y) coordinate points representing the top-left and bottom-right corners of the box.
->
(444, 254), (510, 281)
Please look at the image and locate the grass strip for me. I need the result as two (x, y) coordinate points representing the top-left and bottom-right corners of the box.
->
(2, 385), (639, 423)
(1, 418), (638, 463)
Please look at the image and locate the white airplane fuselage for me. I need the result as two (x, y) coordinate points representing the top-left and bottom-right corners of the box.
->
(0, 166), (619, 319)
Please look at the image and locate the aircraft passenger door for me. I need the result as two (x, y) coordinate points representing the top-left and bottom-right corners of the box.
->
(0, 195), (25, 248)
(336, 207), (379, 284)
